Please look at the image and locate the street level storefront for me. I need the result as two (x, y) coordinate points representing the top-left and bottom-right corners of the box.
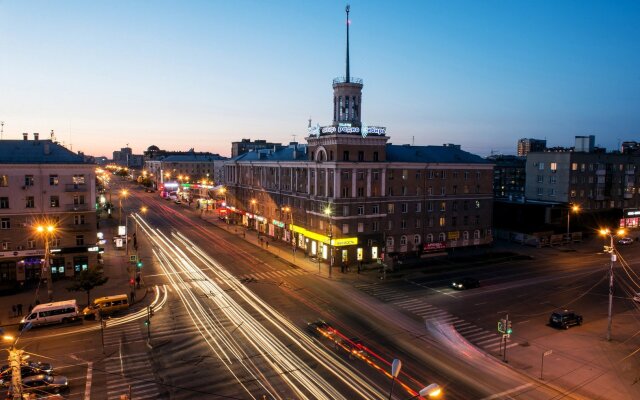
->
(289, 225), (360, 265)
(0, 246), (100, 288)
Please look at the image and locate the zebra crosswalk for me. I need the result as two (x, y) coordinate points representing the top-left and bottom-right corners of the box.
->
(239, 267), (309, 281)
(355, 283), (520, 353)
(104, 352), (161, 400)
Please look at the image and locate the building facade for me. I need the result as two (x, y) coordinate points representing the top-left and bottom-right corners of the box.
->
(525, 136), (640, 211)
(517, 138), (547, 156)
(489, 155), (526, 201)
(224, 10), (493, 266)
(0, 136), (98, 290)
(231, 139), (284, 158)
(145, 152), (227, 192)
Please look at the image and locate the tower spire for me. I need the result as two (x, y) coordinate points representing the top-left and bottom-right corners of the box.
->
(345, 4), (350, 83)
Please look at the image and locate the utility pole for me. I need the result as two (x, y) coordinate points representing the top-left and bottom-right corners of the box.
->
(9, 347), (23, 400)
(607, 234), (615, 341)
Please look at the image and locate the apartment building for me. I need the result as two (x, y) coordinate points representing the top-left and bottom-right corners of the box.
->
(0, 135), (97, 290)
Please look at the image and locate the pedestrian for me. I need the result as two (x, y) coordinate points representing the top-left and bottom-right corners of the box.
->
(11, 305), (16, 317)
(259, 237), (263, 247)
(28, 304), (33, 313)
(265, 240), (269, 248)
(17, 303), (22, 316)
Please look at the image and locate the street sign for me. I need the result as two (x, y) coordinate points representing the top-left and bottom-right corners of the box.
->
(497, 321), (504, 333)
(129, 255), (138, 262)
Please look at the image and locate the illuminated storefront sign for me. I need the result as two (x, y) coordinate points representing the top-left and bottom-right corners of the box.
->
(333, 237), (358, 246)
(272, 219), (285, 228)
(424, 242), (446, 251)
(290, 225), (357, 246)
(447, 231), (460, 240)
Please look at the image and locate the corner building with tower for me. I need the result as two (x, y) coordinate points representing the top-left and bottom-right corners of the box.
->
(223, 7), (493, 267)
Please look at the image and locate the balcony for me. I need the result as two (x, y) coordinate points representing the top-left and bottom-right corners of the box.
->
(65, 203), (90, 212)
(65, 184), (88, 192)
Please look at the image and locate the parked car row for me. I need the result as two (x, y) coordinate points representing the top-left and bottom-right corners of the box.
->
(1, 361), (69, 395)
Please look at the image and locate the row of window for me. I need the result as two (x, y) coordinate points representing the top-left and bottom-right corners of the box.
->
(0, 195), (86, 209)
(0, 174), (85, 187)
(0, 234), (84, 250)
(535, 161), (640, 173)
(386, 230), (485, 246)
(0, 216), (86, 230)
(334, 215), (484, 234)
(268, 168), (484, 181)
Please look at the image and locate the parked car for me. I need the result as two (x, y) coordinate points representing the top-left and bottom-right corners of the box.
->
(451, 277), (480, 290)
(0, 361), (54, 383)
(549, 310), (583, 329)
(21, 374), (69, 394)
(618, 237), (634, 245)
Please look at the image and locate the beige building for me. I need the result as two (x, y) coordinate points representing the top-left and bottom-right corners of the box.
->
(0, 135), (97, 290)
(224, 47), (493, 266)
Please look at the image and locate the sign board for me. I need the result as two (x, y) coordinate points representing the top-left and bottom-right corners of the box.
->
(333, 237), (358, 246)
(118, 226), (127, 236)
(129, 255), (138, 262)
(115, 238), (123, 248)
(423, 242), (446, 252)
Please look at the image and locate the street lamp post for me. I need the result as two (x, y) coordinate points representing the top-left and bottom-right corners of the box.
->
(325, 205), (333, 278)
(36, 224), (56, 302)
(403, 384), (442, 399)
(388, 359), (402, 400)
(600, 228), (624, 341)
(566, 204), (580, 240)
(119, 189), (128, 227)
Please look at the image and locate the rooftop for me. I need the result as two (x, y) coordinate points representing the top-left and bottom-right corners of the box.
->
(0, 140), (88, 164)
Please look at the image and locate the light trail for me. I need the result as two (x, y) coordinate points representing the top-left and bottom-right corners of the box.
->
(134, 214), (389, 399)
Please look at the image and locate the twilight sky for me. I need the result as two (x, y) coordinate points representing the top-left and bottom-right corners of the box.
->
(1, 1), (639, 158)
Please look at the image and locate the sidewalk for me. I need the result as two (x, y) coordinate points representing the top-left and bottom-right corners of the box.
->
(0, 213), (149, 331)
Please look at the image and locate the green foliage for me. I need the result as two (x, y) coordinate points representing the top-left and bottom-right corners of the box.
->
(67, 268), (109, 305)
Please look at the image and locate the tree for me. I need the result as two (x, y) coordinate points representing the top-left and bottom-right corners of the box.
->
(67, 269), (109, 306)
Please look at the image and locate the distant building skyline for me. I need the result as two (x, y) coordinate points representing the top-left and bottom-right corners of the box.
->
(1, 1), (639, 157)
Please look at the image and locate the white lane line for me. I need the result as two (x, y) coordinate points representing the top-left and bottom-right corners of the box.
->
(479, 383), (533, 400)
(457, 326), (483, 334)
(84, 361), (93, 400)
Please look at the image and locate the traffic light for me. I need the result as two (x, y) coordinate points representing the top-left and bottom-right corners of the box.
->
(506, 320), (513, 335)
(129, 278), (135, 286)
(137, 260), (143, 268)
(144, 319), (150, 326)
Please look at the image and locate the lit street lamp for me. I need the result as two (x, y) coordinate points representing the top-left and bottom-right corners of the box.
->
(600, 227), (625, 341)
(566, 204), (580, 238)
(35, 223), (56, 302)
(119, 189), (129, 226)
(403, 383), (442, 399)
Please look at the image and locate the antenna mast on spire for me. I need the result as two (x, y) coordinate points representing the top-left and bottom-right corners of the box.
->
(0, 121), (4, 140)
(345, 4), (351, 83)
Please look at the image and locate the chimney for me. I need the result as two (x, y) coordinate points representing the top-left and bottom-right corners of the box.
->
(23, 133), (28, 140)
(34, 132), (39, 141)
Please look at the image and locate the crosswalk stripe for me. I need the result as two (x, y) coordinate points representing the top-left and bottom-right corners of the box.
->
(476, 336), (502, 345)
(466, 332), (495, 340)
(457, 326), (483, 334)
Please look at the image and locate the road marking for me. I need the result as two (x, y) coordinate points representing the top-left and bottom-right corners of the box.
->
(84, 361), (93, 400)
(480, 383), (533, 400)
(516, 319), (530, 324)
(474, 302), (486, 305)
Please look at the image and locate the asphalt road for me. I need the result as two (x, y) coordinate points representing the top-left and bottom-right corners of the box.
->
(12, 182), (639, 399)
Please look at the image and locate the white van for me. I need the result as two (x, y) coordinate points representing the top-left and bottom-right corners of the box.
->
(19, 300), (80, 329)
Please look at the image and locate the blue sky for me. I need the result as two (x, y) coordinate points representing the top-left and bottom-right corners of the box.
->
(1, 1), (638, 157)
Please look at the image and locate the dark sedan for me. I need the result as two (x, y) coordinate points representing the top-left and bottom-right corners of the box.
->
(21, 374), (69, 394)
(451, 278), (480, 290)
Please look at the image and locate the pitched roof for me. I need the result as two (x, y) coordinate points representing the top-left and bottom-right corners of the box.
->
(161, 154), (226, 162)
(386, 144), (490, 164)
(0, 140), (87, 164)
